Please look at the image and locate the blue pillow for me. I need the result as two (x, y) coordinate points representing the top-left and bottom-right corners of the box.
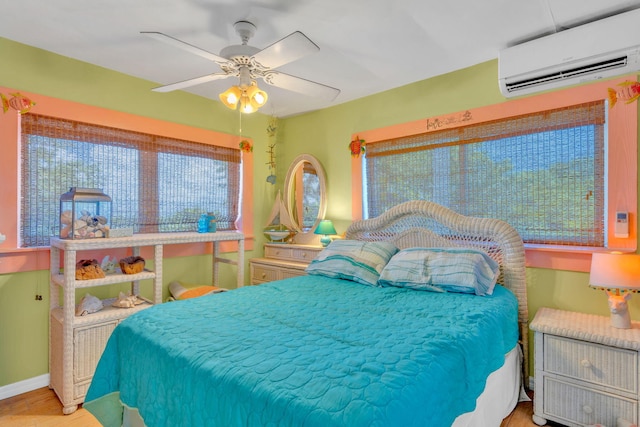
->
(378, 247), (500, 295)
(305, 240), (398, 287)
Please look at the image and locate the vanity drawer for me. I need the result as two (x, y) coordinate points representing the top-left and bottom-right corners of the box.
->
(265, 245), (294, 260)
(541, 375), (637, 426)
(251, 264), (280, 283)
(544, 335), (638, 394)
(264, 245), (322, 263)
(281, 269), (307, 280)
(292, 247), (321, 262)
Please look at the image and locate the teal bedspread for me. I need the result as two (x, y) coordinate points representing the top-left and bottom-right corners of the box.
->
(85, 275), (518, 427)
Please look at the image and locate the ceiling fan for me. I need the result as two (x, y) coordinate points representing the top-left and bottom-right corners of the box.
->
(142, 21), (340, 108)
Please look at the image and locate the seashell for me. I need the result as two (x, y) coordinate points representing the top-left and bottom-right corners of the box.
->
(74, 219), (87, 229)
(86, 216), (99, 227)
(112, 291), (138, 308)
(96, 215), (108, 225)
(60, 225), (71, 238)
(60, 210), (72, 225)
(94, 230), (103, 238)
(100, 255), (118, 274)
(75, 293), (103, 316)
(81, 210), (91, 216)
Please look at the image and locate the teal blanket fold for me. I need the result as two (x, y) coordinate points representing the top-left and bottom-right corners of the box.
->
(86, 275), (518, 427)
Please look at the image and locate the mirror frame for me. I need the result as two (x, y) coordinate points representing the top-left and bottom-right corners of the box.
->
(284, 154), (327, 234)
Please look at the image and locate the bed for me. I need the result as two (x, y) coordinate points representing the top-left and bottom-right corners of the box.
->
(85, 200), (528, 427)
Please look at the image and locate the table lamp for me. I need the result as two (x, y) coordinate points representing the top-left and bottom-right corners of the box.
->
(314, 220), (337, 247)
(589, 252), (640, 329)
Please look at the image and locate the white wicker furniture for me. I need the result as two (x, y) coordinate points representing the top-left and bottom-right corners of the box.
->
(531, 307), (640, 426)
(249, 243), (322, 285)
(347, 200), (529, 380)
(49, 231), (244, 414)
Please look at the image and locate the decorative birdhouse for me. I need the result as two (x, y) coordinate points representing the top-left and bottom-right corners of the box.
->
(59, 188), (112, 239)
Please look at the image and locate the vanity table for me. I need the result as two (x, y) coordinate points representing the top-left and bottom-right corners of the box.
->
(249, 243), (323, 284)
(252, 154), (327, 284)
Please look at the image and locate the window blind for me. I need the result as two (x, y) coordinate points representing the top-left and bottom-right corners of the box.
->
(365, 101), (606, 246)
(20, 114), (241, 247)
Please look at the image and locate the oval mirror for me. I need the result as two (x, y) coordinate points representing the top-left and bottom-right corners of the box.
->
(284, 154), (327, 233)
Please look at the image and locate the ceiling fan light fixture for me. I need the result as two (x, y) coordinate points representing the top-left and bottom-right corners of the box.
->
(219, 86), (243, 109)
(219, 81), (268, 114)
(245, 81), (268, 108)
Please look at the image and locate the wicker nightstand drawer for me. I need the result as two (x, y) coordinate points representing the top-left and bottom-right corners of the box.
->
(544, 335), (638, 394)
(542, 375), (637, 426)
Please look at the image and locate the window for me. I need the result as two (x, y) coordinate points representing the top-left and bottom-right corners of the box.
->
(364, 101), (606, 247)
(20, 114), (241, 247)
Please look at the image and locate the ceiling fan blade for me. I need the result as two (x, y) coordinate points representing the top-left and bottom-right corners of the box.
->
(141, 31), (228, 64)
(263, 71), (340, 101)
(152, 73), (230, 93)
(252, 31), (319, 69)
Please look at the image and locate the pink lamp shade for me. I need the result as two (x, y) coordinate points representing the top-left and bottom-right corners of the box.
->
(589, 252), (640, 291)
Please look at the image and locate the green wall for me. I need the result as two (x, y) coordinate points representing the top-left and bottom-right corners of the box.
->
(0, 37), (275, 387)
(1, 36), (639, 388)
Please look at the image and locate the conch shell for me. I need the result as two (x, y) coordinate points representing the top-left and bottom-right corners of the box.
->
(75, 293), (104, 316)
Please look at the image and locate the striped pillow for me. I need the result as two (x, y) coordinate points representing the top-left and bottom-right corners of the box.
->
(305, 240), (398, 287)
(378, 247), (500, 296)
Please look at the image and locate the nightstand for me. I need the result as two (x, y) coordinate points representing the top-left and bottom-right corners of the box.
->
(530, 307), (640, 426)
(249, 243), (323, 285)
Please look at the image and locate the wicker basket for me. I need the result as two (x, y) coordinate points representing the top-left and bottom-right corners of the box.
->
(119, 256), (145, 274)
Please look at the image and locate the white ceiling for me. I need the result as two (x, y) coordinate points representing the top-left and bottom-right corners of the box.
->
(2, 0), (640, 117)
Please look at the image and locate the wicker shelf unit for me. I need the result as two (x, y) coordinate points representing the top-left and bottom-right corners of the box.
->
(49, 231), (245, 415)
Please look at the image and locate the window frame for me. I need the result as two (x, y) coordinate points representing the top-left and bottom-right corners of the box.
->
(350, 76), (638, 272)
(0, 87), (254, 273)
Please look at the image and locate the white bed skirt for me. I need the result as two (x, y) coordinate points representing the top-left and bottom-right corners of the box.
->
(453, 345), (526, 427)
(121, 346), (525, 427)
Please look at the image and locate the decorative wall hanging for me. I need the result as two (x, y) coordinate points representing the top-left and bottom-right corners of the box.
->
(349, 135), (366, 158)
(1, 92), (36, 114)
(239, 140), (253, 152)
(608, 81), (640, 108)
(425, 110), (472, 131)
(266, 117), (278, 184)
(266, 144), (276, 184)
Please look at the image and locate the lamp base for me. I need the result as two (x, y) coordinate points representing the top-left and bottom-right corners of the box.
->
(320, 235), (331, 247)
(606, 290), (632, 329)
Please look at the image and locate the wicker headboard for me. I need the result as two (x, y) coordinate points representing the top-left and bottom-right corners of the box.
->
(346, 201), (529, 381)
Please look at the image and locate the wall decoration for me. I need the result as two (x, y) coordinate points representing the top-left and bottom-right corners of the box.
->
(266, 117), (278, 184)
(1, 92), (36, 114)
(608, 81), (640, 108)
(266, 144), (276, 184)
(425, 110), (472, 131)
(239, 140), (253, 152)
(349, 135), (366, 157)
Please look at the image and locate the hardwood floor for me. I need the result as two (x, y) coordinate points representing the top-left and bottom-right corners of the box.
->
(0, 387), (552, 426)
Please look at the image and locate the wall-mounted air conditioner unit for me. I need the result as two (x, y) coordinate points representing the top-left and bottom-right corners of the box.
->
(498, 8), (640, 98)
